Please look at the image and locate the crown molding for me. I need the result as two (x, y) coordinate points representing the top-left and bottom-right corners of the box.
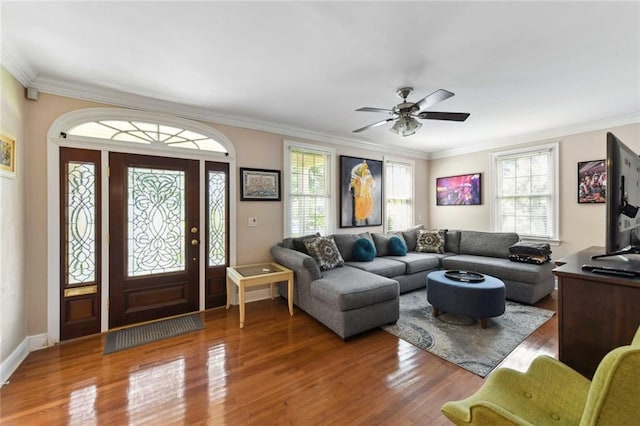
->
(429, 112), (640, 159)
(1, 50), (36, 87)
(12, 71), (638, 162)
(29, 76), (431, 160)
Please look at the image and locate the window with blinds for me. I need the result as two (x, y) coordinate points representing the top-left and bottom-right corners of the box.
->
(492, 143), (559, 240)
(385, 159), (414, 231)
(284, 141), (335, 237)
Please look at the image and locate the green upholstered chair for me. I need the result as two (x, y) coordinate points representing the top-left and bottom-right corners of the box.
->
(441, 326), (640, 425)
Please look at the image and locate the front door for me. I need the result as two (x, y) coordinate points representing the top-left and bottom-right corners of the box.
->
(109, 153), (200, 328)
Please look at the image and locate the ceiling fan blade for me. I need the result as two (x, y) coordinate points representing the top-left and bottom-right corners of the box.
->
(415, 89), (455, 111)
(356, 107), (395, 114)
(418, 111), (470, 122)
(353, 118), (395, 133)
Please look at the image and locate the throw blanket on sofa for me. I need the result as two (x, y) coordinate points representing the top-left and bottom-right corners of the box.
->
(509, 241), (552, 257)
(509, 254), (550, 265)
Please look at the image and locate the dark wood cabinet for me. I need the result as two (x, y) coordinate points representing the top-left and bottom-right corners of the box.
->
(553, 247), (640, 378)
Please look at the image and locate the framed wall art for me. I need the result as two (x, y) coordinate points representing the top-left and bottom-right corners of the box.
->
(436, 173), (481, 206)
(240, 167), (281, 201)
(339, 155), (383, 228)
(578, 159), (606, 203)
(0, 133), (16, 179)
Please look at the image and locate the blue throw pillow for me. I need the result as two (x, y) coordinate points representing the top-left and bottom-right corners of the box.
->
(352, 238), (376, 261)
(388, 235), (407, 256)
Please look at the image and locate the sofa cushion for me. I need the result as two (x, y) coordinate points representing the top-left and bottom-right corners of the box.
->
(282, 232), (320, 254)
(459, 231), (520, 258)
(444, 229), (461, 253)
(311, 267), (399, 311)
(442, 254), (550, 284)
(401, 224), (425, 252)
(345, 257), (406, 278)
(388, 236), (407, 256)
(416, 229), (445, 253)
(386, 252), (440, 274)
(304, 236), (344, 271)
(352, 238), (376, 262)
(372, 233), (395, 257)
(332, 233), (360, 262)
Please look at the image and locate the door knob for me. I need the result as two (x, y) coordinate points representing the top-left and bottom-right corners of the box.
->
(191, 239), (199, 246)
(191, 227), (198, 234)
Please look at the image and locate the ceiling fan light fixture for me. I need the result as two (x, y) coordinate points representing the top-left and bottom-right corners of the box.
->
(390, 116), (421, 137)
(403, 117), (422, 136)
(389, 117), (406, 135)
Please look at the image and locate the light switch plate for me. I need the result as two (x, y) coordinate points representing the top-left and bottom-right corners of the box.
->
(248, 217), (258, 227)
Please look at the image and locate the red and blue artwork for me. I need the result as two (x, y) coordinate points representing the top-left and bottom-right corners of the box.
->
(436, 173), (481, 205)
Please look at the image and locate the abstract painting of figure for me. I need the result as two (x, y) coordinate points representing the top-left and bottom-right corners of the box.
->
(340, 156), (382, 227)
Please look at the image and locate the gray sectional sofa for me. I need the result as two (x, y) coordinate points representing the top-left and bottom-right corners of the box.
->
(270, 227), (555, 339)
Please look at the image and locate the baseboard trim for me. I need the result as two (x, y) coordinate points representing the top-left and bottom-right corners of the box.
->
(1, 333), (50, 387)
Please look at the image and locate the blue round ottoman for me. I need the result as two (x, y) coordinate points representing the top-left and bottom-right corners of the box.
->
(426, 270), (506, 329)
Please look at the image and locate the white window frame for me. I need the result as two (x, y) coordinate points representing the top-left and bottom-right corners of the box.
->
(283, 140), (336, 237)
(383, 156), (415, 232)
(491, 142), (560, 243)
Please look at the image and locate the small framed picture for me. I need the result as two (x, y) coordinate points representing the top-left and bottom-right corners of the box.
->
(240, 167), (281, 201)
(578, 160), (606, 203)
(0, 133), (16, 179)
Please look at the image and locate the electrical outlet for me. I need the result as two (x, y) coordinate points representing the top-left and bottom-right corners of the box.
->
(248, 217), (258, 227)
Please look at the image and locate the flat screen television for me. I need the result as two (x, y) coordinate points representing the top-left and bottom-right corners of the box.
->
(592, 132), (640, 260)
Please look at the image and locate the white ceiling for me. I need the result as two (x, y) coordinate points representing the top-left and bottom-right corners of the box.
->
(2, 1), (639, 157)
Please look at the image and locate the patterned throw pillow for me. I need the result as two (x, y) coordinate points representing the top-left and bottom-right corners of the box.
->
(416, 229), (445, 253)
(304, 236), (345, 271)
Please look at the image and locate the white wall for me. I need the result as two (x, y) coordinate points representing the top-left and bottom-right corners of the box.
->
(0, 67), (27, 368)
(428, 123), (640, 259)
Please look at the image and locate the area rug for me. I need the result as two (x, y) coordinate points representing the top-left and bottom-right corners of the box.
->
(104, 314), (205, 354)
(382, 289), (554, 377)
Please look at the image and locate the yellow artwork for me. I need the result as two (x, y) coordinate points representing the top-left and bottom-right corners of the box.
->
(350, 161), (376, 221)
(340, 156), (382, 227)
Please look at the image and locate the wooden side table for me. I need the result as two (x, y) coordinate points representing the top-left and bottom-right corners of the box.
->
(226, 262), (294, 328)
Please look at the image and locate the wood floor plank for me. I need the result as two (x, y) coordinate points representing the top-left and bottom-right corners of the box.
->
(0, 291), (558, 425)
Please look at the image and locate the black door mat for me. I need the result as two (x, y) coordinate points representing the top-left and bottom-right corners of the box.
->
(104, 314), (205, 354)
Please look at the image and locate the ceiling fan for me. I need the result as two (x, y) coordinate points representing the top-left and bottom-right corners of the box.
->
(353, 87), (470, 137)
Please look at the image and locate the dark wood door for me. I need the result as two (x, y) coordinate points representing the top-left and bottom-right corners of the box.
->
(205, 161), (229, 308)
(109, 153), (199, 328)
(59, 147), (102, 340)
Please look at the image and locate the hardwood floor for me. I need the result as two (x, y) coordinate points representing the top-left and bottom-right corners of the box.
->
(0, 291), (557, 425)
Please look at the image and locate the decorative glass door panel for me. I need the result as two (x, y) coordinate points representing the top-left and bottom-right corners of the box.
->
(205, 162), (229, 308)
(60, 148), (101, 340)
(127, 167), (186, 276)
(109, 153), (199, 328)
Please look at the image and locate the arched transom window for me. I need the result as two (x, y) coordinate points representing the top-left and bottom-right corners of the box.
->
(68, 120), (228, 153)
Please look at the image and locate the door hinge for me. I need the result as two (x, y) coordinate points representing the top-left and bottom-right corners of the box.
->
(107, 166), (110, 178)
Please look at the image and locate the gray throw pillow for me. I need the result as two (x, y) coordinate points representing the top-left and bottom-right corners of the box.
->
(331, 233), (360, 262)
(416, 229), (445, 253)
(304, 236), (345, 271)
(401, 224), (425, 252)
(444, 229), (461, 253)
(371, 233), (393, 257)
